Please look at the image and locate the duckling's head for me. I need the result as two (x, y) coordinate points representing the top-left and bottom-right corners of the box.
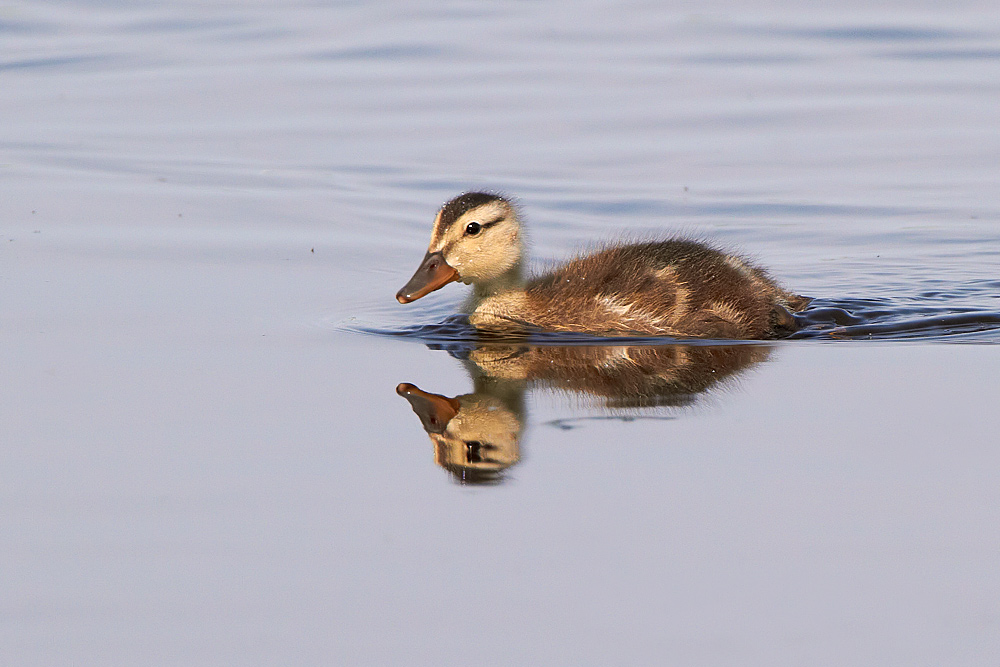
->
(396, 192), (523, 303)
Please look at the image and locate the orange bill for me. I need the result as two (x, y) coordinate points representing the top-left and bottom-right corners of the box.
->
(396, 383), (460, 433)
(396, 251), (459, 304)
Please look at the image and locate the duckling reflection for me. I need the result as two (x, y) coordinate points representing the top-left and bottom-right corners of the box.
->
(396, 382), (523, 485)
(468, 343), (770, 409)
(397, 342), (768, 484)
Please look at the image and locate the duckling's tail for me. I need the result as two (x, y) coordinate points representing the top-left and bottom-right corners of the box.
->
(786, 293), (813, 312)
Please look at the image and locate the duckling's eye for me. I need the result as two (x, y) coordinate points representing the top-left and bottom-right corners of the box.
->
(465, 440), (483, 463)
(465, 221), (482, 236)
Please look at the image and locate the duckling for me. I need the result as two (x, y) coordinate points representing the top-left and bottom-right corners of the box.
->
(396, 192), (810, 339)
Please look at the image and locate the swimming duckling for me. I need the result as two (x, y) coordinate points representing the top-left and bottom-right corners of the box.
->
(397, 192), (810, 339)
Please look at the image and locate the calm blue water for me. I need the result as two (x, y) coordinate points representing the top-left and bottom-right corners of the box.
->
(3, 1), (1000, 664)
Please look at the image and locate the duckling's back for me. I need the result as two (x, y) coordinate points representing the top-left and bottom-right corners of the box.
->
(473, 239), (808, 339)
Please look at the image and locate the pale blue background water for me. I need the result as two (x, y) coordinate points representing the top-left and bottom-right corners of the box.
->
(3, 1), (1000, 664)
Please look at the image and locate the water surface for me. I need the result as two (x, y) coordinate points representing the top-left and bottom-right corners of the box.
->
(3, 1), (1000, 664)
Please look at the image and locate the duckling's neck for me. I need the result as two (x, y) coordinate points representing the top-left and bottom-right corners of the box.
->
(472, 261), (525, 299)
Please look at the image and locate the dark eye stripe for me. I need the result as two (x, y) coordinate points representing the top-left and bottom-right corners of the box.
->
(458, 215), (503, 237)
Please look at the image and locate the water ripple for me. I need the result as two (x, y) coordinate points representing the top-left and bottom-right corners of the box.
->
(886, 48), (1000, 61)
(350, 294), (1000, 346)
(0, 54), (111, 72)
(791, 299), (1000, 341)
